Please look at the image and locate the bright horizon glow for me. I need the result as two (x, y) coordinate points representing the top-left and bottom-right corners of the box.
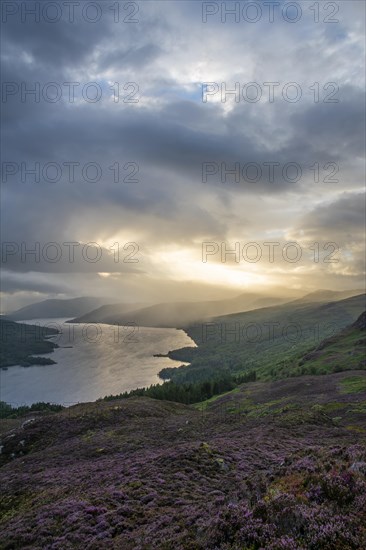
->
(1, 1), (365, 311)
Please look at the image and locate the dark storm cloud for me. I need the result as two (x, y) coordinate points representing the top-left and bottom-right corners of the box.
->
(290, 193), (366, 244)
(2, 90), (363, 231)
(2, 2), (113, 69)
(290, 85), (365, 158)
(288, 192), (365, 281)
(1, 0), (365, 307)
(2, 8), (364, 194)
(99, 43), (163, 71)
(0, 270), (69, 294)
(0, 240), (143, 274)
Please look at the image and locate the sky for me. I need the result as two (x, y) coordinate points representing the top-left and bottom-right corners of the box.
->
(1, 0), (365, 312)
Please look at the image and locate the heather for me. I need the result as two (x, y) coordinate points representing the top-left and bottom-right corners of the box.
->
(1, 370), (365, 549)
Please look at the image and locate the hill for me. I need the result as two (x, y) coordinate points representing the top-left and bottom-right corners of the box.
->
(68, 302), (149, 324)
(67, 289), (364, 328)
(296, 310), (366, 375)
(289, 288), (365, 305)
(68, 293), (291, 328)
(92, 311), (366, 408)
(160, 293), (366, 383)
(0, 319), (59, 368)
(7, 297), (107, 321)
(0, 370), (365, 548)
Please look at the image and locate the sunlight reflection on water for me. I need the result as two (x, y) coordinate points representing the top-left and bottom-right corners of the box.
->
(0, 318), (195, 406)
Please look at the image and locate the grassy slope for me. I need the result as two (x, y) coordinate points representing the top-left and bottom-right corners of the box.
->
(0, 370), (365, 549)
(250, 309), (366, 381)
(163, 294), (365, 383)
(293, 313), (366, 375)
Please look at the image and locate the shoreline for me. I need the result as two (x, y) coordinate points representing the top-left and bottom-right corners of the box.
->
(0, 324), (196, 406)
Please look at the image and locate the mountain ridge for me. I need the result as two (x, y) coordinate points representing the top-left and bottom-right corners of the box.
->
(7, 297), (107, 321)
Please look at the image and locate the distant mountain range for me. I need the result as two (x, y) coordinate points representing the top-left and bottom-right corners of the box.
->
(67, 302), (149, 324)
(289, 289), (365, 305)
(68, 293), (292, 327)
(6, 297), (107, 321)
(68, 289), (364, 328)
(6, 288), (364, 327)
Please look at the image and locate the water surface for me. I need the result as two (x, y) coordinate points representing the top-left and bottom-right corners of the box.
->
(0, 318), (195, 406)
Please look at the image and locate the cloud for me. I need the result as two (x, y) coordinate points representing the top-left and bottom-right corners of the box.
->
(289, 192), (365, 244)
(1, 0), (365, 308)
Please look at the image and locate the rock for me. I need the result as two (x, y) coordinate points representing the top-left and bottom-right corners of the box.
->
(352, 311), (366, 330)
(350, 461), (366, 474)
